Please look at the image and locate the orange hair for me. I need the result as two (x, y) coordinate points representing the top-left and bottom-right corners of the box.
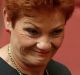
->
(4, 0), (74, 24)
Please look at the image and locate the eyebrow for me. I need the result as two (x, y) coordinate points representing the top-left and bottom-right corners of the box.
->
(24, 22), (40, 30)
(24, 22), (65, 30)
(53, 24), (64, 29)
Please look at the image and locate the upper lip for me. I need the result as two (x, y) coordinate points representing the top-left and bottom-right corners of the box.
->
(34, 48), (50, 54)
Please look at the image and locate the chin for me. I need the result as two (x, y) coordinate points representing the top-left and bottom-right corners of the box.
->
(23, 56), (50, 67)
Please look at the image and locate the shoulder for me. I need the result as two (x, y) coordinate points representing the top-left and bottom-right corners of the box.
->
(47, 60), (71, 75)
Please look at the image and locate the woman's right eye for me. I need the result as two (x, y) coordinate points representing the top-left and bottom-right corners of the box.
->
(23, 28), (39, 37)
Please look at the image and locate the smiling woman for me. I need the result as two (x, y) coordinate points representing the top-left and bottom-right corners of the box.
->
(0, 0), (74, 75)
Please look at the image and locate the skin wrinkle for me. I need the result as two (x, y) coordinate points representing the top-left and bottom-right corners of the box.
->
(0, 0), (74, 75)
(6, 10), (65, 75)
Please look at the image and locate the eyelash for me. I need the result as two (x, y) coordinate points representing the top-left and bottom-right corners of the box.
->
(24, 28), (39, 36)
(51, 29), (64, 37)
(23, 28), (64, 38)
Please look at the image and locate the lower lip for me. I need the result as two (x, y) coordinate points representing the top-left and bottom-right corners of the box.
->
(34, 50), (50, 56)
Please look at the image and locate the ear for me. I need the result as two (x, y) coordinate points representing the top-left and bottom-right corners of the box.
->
(3, 8), (13, 32)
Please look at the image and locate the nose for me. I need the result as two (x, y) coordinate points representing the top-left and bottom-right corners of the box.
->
(36, 38), (52, 51)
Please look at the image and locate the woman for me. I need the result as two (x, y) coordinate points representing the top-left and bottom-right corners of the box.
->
(0, 0), (74, 75)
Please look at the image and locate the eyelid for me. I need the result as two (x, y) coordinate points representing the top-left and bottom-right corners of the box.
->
(54, 28), (64, 32)
(50, 28), (64, 37)
(23, 27), (41, 33)
(24, 22), (40, 30)
(23, 28), (38, 33)
(23, 22), (41, 33)
(23, 28), (41, 38)
(50, 26), (64, 32)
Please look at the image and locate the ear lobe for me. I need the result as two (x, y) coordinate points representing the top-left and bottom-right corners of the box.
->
(5, 21), (13, 32)
(3, 8), (13, 32)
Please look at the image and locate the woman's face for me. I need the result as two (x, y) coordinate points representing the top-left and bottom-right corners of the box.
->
(8, 10), (65, 66)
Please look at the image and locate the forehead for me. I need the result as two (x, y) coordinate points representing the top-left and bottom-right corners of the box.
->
(34, 10), (65, 24)
(15, 9), (65, 29)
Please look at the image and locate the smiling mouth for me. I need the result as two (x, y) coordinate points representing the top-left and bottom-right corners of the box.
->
(33, 49), (50, 55)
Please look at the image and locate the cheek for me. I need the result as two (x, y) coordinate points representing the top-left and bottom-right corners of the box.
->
(12, 33), (37, 56)
(16, 33), (36, 47)
(52, 36), (64, 48)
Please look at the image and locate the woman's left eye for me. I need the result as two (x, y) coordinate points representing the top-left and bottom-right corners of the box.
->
(51, 29), (64, 37)
(23, 28), (39, 36)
